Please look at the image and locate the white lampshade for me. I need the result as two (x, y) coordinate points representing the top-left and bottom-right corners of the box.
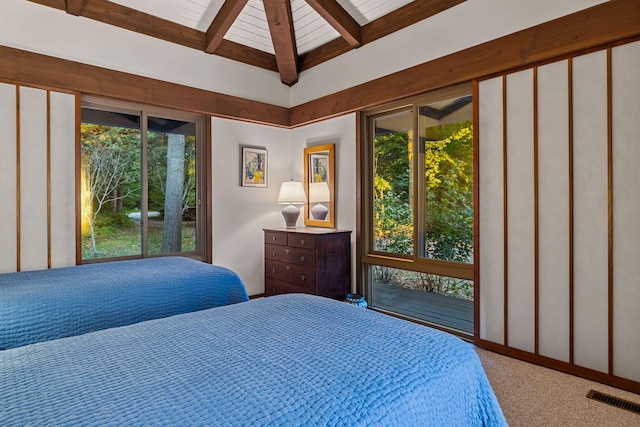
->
(308, 182), (330, 203)
(277, 180), (307, 205)
(277, 180), (307, 228)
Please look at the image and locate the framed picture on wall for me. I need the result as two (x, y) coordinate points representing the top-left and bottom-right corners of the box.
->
(240, 146), (268, 187)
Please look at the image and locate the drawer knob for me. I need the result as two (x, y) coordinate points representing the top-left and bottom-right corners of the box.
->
(299, 256), (305, 262)
(285, 249), (290, 254)
(271, 268), (276, 274)
(300, 275), (306, 281)
(285, 265), (290, 271)
(272, 236), (277, 241)
(271, 251), (276, 257)
(300, 239), (305, 245)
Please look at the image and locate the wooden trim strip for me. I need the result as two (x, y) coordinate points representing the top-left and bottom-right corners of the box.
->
(205, 116), (213, 264)
(291, 0), (640, 126)
(606, 47), (614, 376)
(361, 254), (474, 281)
(355, 112), (363, 295)
(475, 338), (640, 395)
(15, 85), (21, 272)
(472, 79), (480, 340)
(568, 57), (575, 365)
(502, 74), (508, 348)
(74, 92), (82, 265)
(0, 46), (290, 128)
(47, 90), (52, 269)
(533, 67), (539, 355)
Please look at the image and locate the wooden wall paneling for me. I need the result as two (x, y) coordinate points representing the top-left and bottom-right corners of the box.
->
(0, 83), (18, 273)
(611, 40), (640, 382)
(571, 50), (609, 374)
(477, 76), (505, 344)
(49, 91), (77, 268)
(505, 69), (536, 353)
(19, 86), (49, 272)
(536, 60), (571, 363)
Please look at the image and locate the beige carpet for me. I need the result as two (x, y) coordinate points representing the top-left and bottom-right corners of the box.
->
(476, 348), (640, 426)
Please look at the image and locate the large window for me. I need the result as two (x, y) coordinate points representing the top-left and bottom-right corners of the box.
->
(80, 98), (208, 262)
(363, 84), (473, 334)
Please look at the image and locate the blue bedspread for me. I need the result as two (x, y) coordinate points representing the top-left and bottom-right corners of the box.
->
(0, 294), (506, 426)
(0, 257), (248, 349)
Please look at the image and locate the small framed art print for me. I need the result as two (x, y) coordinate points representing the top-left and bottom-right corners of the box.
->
(241, 146), (268, 187)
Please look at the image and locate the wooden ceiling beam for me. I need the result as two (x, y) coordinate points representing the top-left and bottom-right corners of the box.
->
(304, 0), (361, 47)
(264, 0), (299, 86)
(28, 0), (469, 82)
(65, 0), (84, 15)
(204, 0), (249, 54)
(28, 0), (205, 50)
(215, 40), (279, 72)
(299, 0), (466, 71)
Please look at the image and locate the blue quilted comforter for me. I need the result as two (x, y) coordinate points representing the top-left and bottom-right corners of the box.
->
(0, 294), (506, 426)
(0, 257), (249, 349)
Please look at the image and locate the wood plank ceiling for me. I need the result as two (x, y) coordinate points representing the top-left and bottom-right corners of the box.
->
(29, 0), (466, 86)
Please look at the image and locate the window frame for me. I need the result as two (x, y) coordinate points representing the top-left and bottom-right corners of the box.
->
(79, 96), (210, 263)
(361, 83), (474, 282)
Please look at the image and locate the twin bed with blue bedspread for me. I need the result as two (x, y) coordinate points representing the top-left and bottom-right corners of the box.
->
(0, 257), (506, 426)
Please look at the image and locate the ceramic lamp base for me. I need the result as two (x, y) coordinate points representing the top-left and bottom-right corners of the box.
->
(281, 204), (300, 228)
(311, 203), (328, 220)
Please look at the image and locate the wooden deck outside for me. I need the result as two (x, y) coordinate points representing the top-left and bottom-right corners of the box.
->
(371, 282), (473, 333)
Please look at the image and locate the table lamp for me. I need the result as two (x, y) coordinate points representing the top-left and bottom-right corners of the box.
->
(308, 181), (330, 220)
(277, 180), (307, 228)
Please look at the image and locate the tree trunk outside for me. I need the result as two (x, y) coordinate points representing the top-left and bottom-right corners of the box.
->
(161, 133), (185, 253)
(90, 221), (98, 258)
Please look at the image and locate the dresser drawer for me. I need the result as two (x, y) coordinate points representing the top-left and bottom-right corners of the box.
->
(288, 233), (316, 249)
(265, 278), (315, 296)
(265, 260), (316, 290)
(265, 244), (316, 267)
(264, 230), (287, 246)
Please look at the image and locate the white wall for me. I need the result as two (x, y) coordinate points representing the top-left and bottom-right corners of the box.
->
(212, 114), (358, 295)
(211, 118), (291, 295)
(291, 114), (358, 290)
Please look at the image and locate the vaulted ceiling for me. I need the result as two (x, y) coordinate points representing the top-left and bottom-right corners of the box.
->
(30, 0), (465, 86)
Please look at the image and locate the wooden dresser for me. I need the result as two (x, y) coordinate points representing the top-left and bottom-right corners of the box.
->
(264, 228), (351, 300)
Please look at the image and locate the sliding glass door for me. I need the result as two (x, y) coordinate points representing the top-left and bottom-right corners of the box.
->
(80, 99), (206, 262)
